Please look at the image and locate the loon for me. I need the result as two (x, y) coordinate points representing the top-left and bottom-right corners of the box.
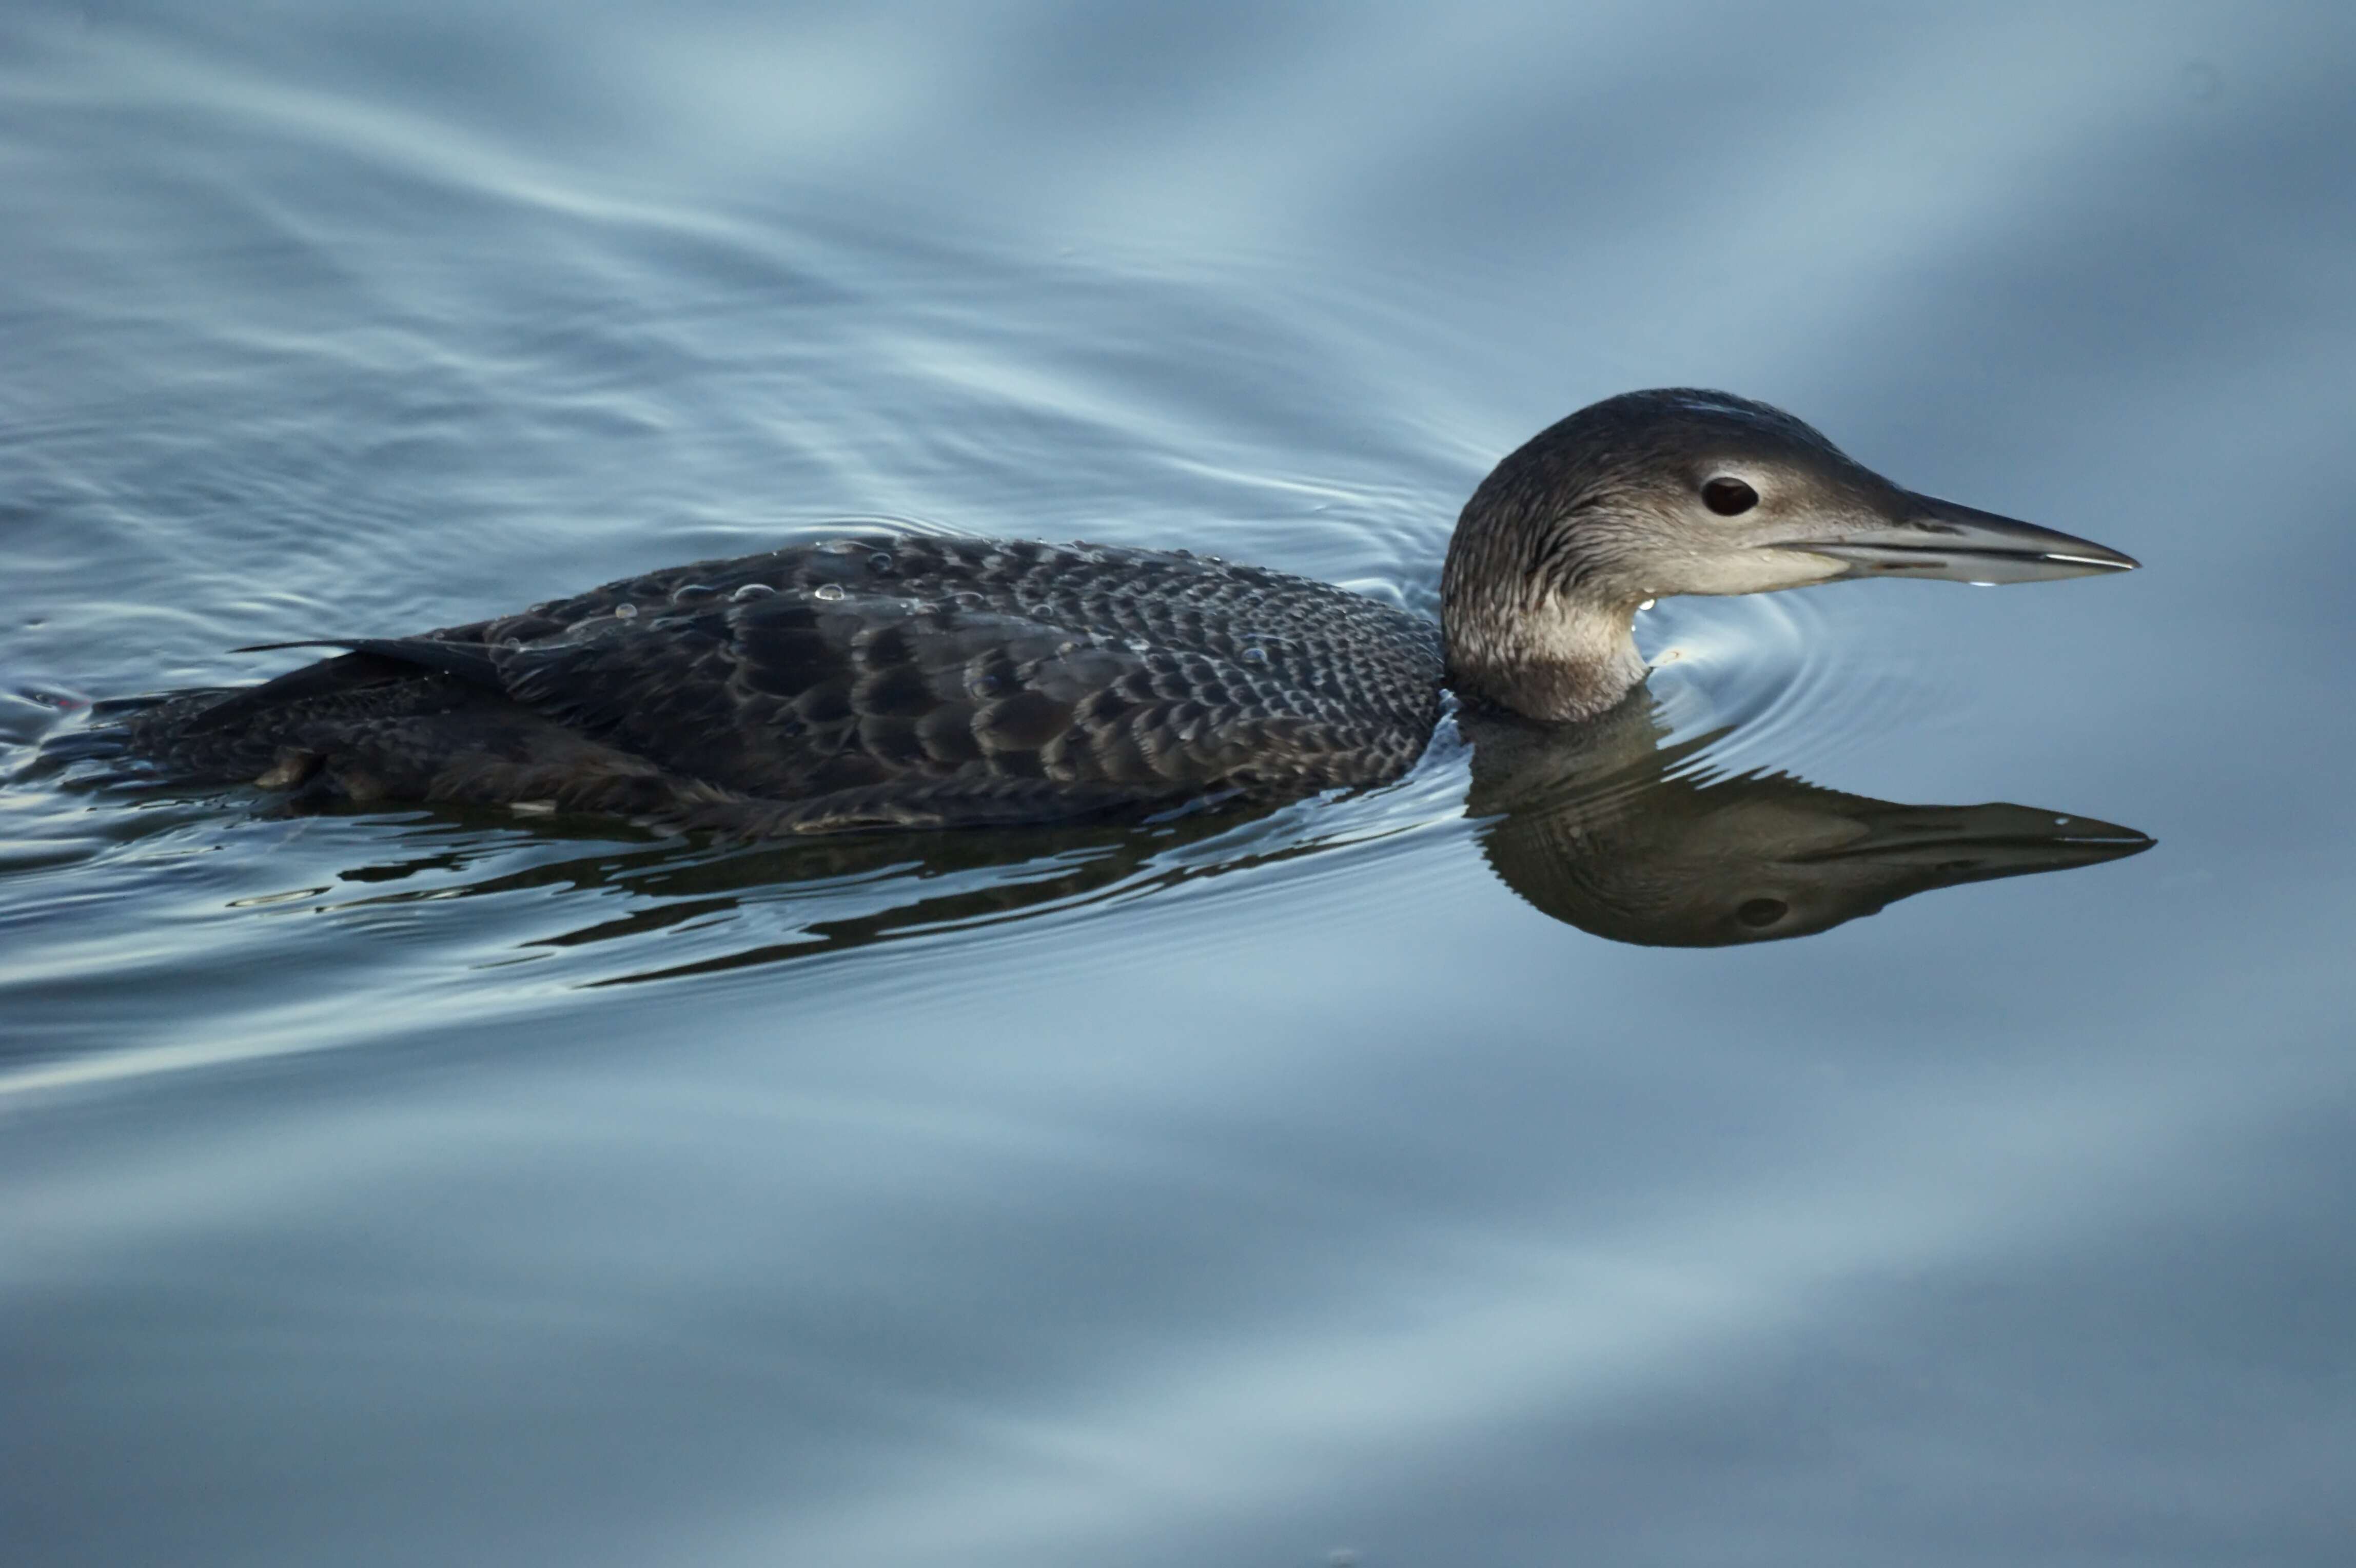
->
(126, 388), (2137, 834)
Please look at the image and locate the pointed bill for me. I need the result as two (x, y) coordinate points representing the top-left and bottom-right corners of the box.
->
(1770, 495), (2140, 583)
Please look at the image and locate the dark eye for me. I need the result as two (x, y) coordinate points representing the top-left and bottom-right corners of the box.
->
(1736, 897), (1787, 928)
(1703, 477), (1759, 516)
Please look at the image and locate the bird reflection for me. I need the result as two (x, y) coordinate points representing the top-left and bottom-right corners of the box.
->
(1461, 698), (2152, 946)
(35, 694), (2152, 980)
(315, 698), (2150, 972)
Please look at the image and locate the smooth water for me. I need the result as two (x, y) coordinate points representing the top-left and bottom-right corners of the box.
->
(5, 4), (2354, 1564)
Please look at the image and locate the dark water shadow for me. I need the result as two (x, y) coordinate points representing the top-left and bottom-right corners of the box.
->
(339, 799), (1386, 988)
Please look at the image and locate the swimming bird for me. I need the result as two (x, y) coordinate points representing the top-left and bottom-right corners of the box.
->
(125, 388), (2137, 833)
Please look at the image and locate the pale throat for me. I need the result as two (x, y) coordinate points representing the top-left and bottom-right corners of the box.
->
(1447, 585), (1650, 723)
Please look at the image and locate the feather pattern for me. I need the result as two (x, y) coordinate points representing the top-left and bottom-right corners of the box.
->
(130, 533), (1444, 833)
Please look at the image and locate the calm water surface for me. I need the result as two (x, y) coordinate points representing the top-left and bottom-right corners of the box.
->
(5, 4), (2354, 1564)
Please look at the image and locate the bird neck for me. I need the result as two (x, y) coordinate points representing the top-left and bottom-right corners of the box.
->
(1441, 580), (1648, 723)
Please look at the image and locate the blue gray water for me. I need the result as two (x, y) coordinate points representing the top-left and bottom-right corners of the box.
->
(5, 4), (2353, 1564)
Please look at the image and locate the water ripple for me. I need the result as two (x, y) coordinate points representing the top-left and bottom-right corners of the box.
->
(1639, 589), (1965, 782)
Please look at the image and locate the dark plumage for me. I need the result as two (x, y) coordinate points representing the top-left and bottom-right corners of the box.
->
(131, 534), (1442, 832)
(124, 389), (2138, 834)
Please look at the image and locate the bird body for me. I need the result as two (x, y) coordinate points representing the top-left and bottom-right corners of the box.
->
(133, 533), (1444, 832)
(125, 389), (2137, 833)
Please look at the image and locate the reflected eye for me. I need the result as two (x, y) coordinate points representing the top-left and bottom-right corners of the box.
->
(1736, 897), (1787, 928)
(1703, 477), (1759, 516)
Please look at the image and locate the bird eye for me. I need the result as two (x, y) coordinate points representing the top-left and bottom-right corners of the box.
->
(1736, 897), (1787, 928)
(1703, 477), (1759, 516)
